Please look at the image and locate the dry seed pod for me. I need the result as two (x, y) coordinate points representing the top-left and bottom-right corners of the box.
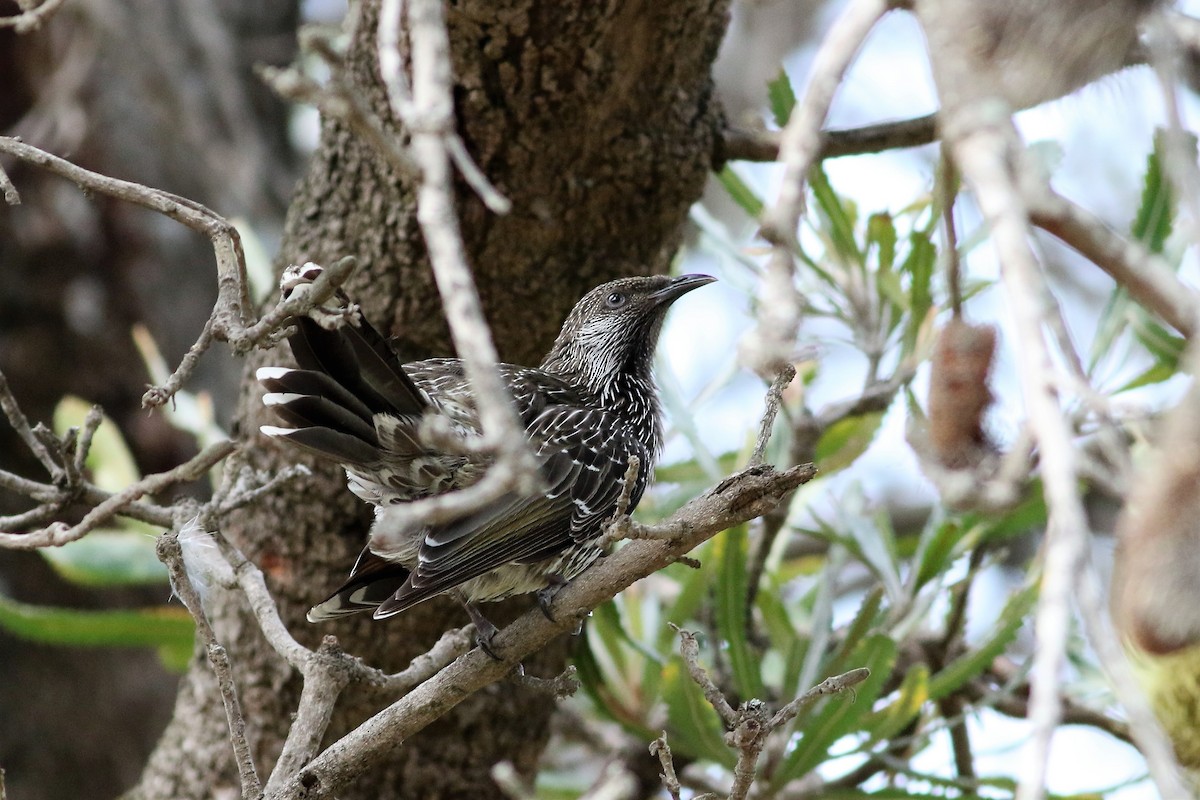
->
(927, 318), (997, 469)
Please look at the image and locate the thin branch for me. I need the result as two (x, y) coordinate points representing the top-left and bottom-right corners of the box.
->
(748, 364), (796, 468)
(761, 0), (891, 243)
(674, 626), (738, 724)
(0, 158), (18, 204)
(256, 64), (419, 179)
(1028, 190), (1199, 338)
(511, 665), (580, 700)
(650, 734), (683, 800)
(158, 528), (262, 800)
(0, 440), (235, 549)
(366, 625), (473, 696)
(376, 0), (542, 508)
(0, 370), (64, 483)
(0, 136), (253, 407)
(600, 456), (642, 548)
(720, 113), (937, 164)
(263, 638), (354, 797)
(917, 1), (1193, 796)
(0, 0), (67, 33)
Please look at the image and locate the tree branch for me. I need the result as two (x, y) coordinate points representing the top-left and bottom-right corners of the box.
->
(721, 114), (937, 164)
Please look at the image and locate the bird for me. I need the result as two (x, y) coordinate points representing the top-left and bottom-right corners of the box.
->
(256, 264), (713, 650)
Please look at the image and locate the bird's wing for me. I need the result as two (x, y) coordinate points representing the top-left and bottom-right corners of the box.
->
(372, 405), (649, 617)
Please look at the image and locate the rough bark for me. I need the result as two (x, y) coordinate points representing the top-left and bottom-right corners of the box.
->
(130, 0), (730, 798)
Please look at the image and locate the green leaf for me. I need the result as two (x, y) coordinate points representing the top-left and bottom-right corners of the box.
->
(1132, 317), (1186, 368)
(53, 397), (141, 492)
(928, 583), (1037, 701)
(716, 166), (764, 217)
(714, 526), (764, 700)
(767, 68), (797, 127)
(912, 518), (968, 592)
(1115, 360), (1177, 393)
(868, 213), (897, 273)
(39, 530), (168, 587)
(809, 165), (862, 266)
(771, 634), (897, 788)
(1131, 133), (1174, 254)
(901, 230), (936, 355)
(574, 638), (658, 740)
(662, 655), (737, 767)
(814, 411), (886, 475)
(0, 594), (194, 654)
(823, 587), (885, 681)
(865, 663), (929, 743)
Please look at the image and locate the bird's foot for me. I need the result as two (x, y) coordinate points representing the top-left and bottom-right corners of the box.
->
(536, 574), (570, 622)
(460, 599), (503, 661)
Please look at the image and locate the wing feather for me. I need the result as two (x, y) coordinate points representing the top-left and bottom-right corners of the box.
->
(373, 405), (648, 616)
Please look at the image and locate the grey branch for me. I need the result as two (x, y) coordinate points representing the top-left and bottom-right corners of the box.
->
(721, 114), (937, 164)
(158, 528), (263, 800)
(0, 439), (235, 549)
(673, 622), (869, 800)
(375, 0), (543, 518)
(0, 0), (67, 33)
(650, 734), (683, 800)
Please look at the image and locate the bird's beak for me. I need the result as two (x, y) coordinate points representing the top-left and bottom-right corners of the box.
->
(651, 274), (716, 305)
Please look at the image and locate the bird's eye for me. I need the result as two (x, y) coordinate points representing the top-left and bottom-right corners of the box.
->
(605, 292), (627, 309)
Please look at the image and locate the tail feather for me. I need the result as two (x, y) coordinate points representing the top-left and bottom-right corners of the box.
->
(262, 392), (378, 445)
(307, 550), (413, 621)
(260, 424), (381, 466)
(258, 367), (376, 423)
(289, 316), (426, 417)
(259, 307), (431, 469)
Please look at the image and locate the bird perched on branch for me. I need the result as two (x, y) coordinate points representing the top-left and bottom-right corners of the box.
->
(257, 264), (712, 649)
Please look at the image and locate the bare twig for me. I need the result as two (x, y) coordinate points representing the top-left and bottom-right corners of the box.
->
(159, 528), (262, 800)
(511, 665), (580, 699)
(366, 625), (474, 696)
(256, 64), (419, 179)
(748, 364), (796, 468)
(0, 0), (67, 33)
(673, 620), (870, 800)
(721, 114), (938, 164)
(601, 456), (642, 547)
(674, 626), (738, 723)
(917, 8), (1078, 798)
(917, 1), (1194, 796)
(0, 370), (64, 483)
(263, 638), (356, 797)
(744, 0), (889, 379)
(375, 0), (541, 515)
(761, 0), (891, 243)
(650, 734), (683, 800)
(0, 440), (235, 549)
(1028, 190), (1199, 338)
(0, 159), (19, 205)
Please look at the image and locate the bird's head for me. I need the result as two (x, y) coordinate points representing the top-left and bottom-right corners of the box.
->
(540, 274), (714, 391)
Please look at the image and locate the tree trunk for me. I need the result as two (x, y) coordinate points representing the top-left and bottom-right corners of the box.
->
(131, 1), (730, 797)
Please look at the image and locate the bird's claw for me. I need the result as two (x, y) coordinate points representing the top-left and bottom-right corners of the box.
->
(536, 574), (569, 622)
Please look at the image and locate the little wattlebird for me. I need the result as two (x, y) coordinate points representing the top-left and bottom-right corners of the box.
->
(257, 264), (713, 652)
